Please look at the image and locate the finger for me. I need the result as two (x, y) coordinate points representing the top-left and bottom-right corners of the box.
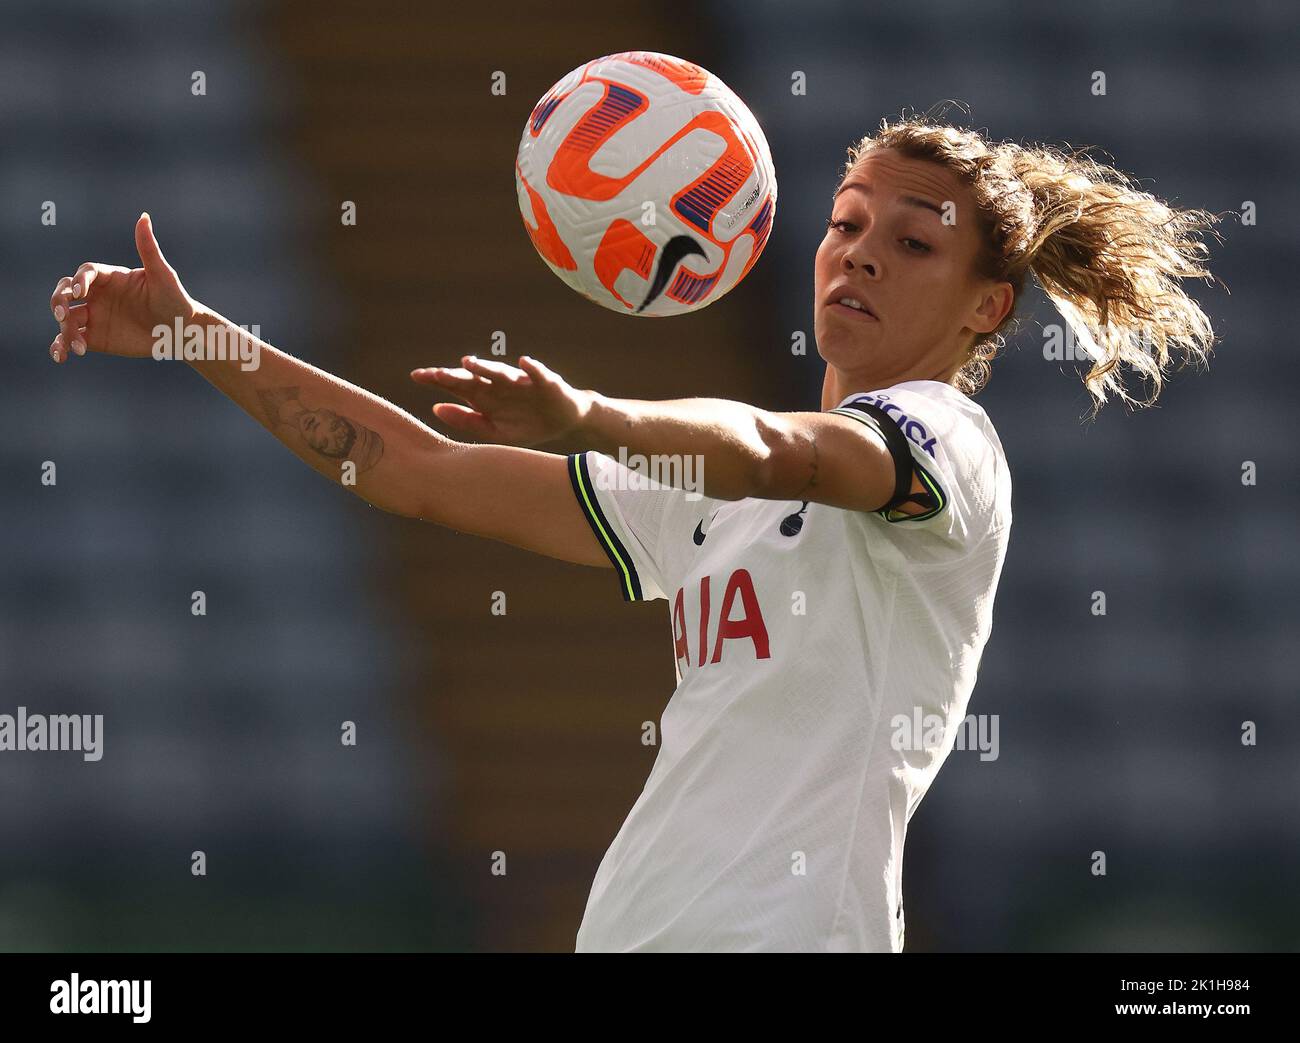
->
(71, 261), (126, 300)
(413, 369), (498, 414)
(518, 355), (558, 384)
(414, 366), (492, 392)
(134, 212), (180, 282)
(50, 276), (73, 320)
(71, 263), (99, 299)
(61, 301), (91, 355)
(462, 355), (530, 385)
(53, 331), (84, 363)
(409, 366), (467, 386)
(431, 402), (497, 438)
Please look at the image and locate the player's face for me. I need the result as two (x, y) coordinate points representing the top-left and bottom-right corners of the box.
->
(814, 149), (999, 383)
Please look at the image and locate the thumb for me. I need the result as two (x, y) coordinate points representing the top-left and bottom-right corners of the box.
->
(134, 212), (180, 283)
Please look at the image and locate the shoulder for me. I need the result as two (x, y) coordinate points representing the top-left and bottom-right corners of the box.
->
(836, 380), (1004, 469)
(835, 380), (1010, 544)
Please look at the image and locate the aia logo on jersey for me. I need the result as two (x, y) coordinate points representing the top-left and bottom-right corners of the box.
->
(672, 568), (771, 671)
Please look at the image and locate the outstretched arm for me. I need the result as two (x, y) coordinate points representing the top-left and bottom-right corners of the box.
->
(46, 216), (612, 568)
(414, 355), (923, 514)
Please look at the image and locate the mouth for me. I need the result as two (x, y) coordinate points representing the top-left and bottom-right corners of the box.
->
(827, 300), (878, 323)
(825, 289), (878, 322)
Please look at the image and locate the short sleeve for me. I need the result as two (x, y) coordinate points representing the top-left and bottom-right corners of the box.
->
(567, 450), (707, 602)
(831, 385), (1000, 549)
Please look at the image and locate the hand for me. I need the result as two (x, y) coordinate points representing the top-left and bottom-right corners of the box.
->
(47, 212), (200, 364)
(411, 355), (594, 446)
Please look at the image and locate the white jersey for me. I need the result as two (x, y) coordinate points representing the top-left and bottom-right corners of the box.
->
(565, 379), (1012, 952)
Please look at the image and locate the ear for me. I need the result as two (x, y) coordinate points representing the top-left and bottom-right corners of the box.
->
(969, 281), (1014, 335)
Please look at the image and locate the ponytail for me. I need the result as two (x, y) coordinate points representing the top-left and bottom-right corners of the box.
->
(843, 116), (1223, 412)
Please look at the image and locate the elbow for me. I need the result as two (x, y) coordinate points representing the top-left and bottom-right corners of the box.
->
(404, 436), (462, 523)
(750, 413), (811, 501)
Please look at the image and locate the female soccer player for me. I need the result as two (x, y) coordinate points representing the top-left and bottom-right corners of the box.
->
(47, 116), (1218, 952)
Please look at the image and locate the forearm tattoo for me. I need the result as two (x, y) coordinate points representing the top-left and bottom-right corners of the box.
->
(796, 434), (820, 497)
(257, 386), (385, 473)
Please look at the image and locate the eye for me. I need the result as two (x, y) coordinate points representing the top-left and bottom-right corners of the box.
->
(826, 217), (855, 233)
(902, 237), (931, 253)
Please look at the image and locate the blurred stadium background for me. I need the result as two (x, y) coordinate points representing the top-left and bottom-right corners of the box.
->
(2, 0), (1296, 951)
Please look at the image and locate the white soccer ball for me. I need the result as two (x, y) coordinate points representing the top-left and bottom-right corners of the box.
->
(515, 50), (777, 317)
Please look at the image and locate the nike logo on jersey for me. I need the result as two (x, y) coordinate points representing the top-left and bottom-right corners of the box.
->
(693, 508), (720, 545)
(637, 235), (707, 313)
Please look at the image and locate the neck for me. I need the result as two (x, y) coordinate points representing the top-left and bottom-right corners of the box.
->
(820, 356), (965, 410)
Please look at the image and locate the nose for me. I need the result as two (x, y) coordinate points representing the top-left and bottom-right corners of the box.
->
(841, 238), (877, 279)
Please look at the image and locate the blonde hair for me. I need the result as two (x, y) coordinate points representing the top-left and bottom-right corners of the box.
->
(840, 113), (1223, 412)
